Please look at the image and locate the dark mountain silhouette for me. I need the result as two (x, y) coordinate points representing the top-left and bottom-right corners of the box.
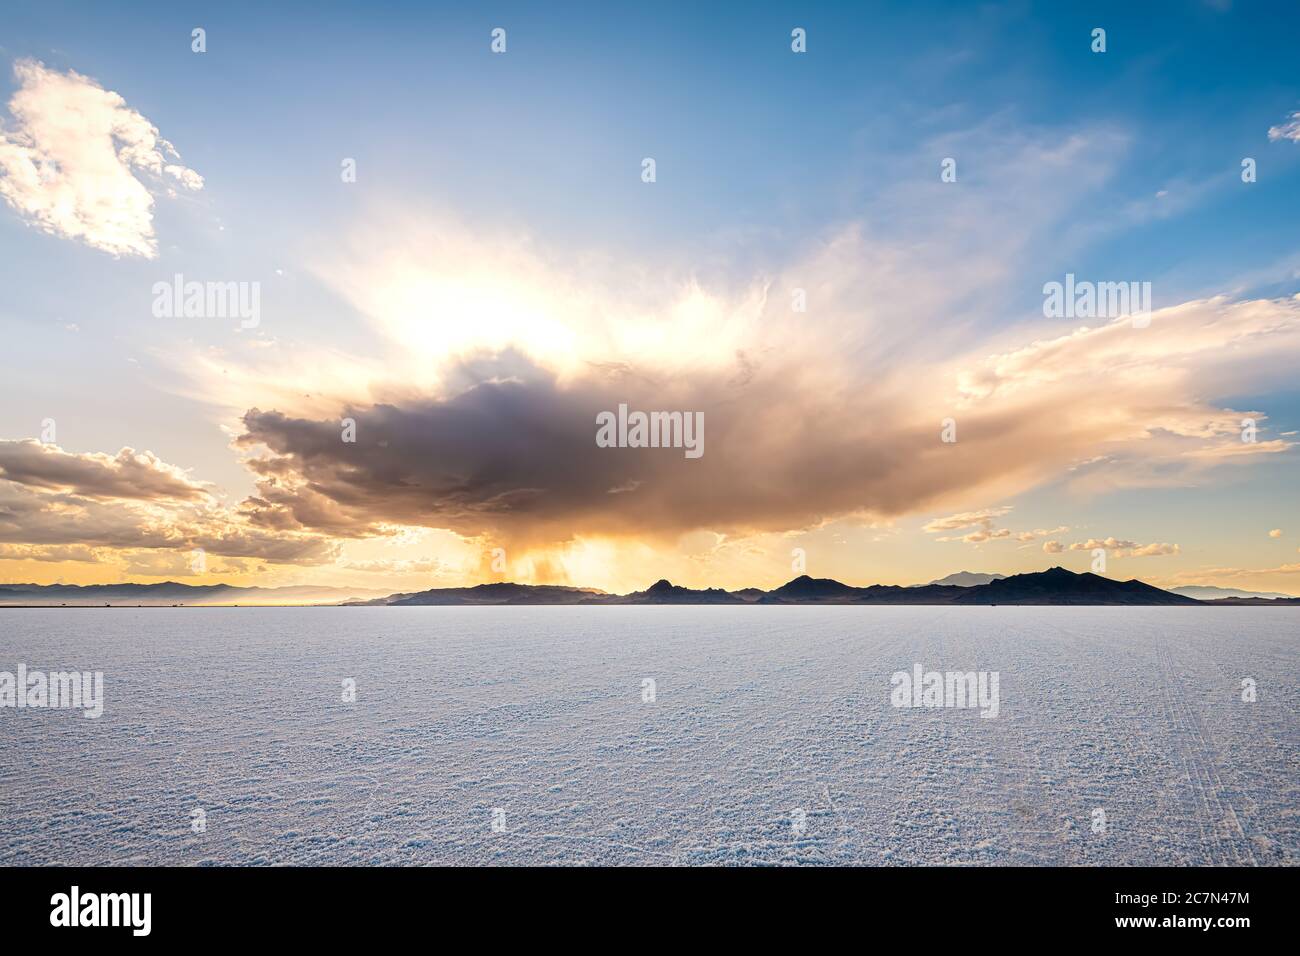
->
(385, 583), (603, 606)
(751, 568), (1196, 606)
(586, 579), (743, 605)
(4, 567), (1288, 608)
(855, 583), (964, 604)
(357, 567), (1209, 607)
(762, 575), (862, 602)
(950, 567), (1198, 605)
(759, 576), (960, 604)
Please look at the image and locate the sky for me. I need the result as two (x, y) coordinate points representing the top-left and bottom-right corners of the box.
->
(1, 0), (1299, 596)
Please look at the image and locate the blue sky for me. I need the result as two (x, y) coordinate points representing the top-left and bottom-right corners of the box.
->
(6, 1), (1297, 269)
(0, 0), (1298, 594)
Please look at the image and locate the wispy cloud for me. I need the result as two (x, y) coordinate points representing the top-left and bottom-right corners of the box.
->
(1267, 110), (1300, 143)
(922, 508), (1014, 533)
(1043, 538), (1180, 558)
(925, 507), (1068, 545)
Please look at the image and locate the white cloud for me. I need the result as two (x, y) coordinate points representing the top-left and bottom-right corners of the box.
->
(1267, 111), (1300, 143)
(926, 507), (1069, 547)
(0, 59), (202, 258)
(1042, 538), (1177, 558)
(1057, 537), (1180, 558)
(922, 507), (1013, 533)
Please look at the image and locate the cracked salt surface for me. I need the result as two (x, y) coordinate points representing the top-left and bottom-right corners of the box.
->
(1, 606), (1296, 865)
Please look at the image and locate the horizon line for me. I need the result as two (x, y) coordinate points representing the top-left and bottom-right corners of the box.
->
(1, 566), (1296, 600)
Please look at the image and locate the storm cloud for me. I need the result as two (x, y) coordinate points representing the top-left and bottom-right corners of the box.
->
(231, 293), (1300, 555)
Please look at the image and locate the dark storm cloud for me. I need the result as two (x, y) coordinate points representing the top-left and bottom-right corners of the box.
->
(230, 352), (1002, 549)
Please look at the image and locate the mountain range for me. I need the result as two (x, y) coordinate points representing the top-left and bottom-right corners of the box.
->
(362, 567), (1299, 607)
(0, 582), (388, 607)
(1167, 585), (1296, 601)
(2, 568), (1296, 607)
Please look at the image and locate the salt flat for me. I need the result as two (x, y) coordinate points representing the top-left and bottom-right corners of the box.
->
(0, 606), (1295, 866)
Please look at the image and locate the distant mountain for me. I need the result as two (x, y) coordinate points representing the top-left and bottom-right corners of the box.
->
(756, 567), (1195, 605)
(855, 583), (964, 604)
(0, 582), (388, 606)
(1170, 585), (1295, 601)
(928, 571), (1006, 587)
(586, 579), (743, 605)
(951, 567), (1198, 605)
(762, 575), (863, 602)
(385, 583), (604, 606)
(371, 579), (744, 607)
(760, 576), (961, 604)
(5, 568), (1284, 608)
(1200, 596), (1300, 606)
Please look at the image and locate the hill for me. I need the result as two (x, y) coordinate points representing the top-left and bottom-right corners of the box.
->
(951, 567), (1198, 605)
(386, 583), (603, 606)
(1171, 585), (1295, 601)
(584, 579), (744, 605)
(927, 571), (1006, 587)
